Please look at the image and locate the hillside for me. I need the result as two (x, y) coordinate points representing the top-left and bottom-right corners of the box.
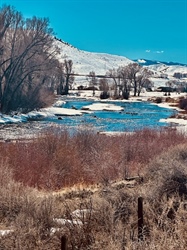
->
(55, 39), (187, 88)
(55, 39), (133, 75)
(147, 64), (187, 76)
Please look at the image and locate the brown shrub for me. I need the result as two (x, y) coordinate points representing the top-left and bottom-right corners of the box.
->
(143, 143), (187, 198)
(139, 143), (187, 238)
(155, 97), (162, 103)
(178, 97), (187, 110)
(0, 128), (186, 190)
(0, 159), (187, 250)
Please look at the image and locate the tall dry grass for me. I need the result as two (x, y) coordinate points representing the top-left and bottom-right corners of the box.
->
(0, 127), (186, 189)
(0, 139), (187, 249)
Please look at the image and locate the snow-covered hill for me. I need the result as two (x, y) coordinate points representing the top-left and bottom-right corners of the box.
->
(134, 58), (187, 79)
(55, 39), (133, 75)
(55, 39), (187, 87)
(147, 64), (187, 76)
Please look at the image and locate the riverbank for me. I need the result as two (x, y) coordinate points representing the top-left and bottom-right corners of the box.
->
(0, 90), (187, 141)
(129, 91), (187, 133)
(77, 89), (187, 129)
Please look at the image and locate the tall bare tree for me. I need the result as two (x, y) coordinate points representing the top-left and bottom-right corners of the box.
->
(55, 61), (65, 95)
(106, 69), (119, 97)
(0, 5), (59, 113)
(106, 63), (152, 99)
(165, 80), (177, 95)
(63, 59), (74, 95)
(99, 78), (110, 99)
(125, 63), (141, 96)
(0, 5), (16, 103)
(117, 66), (131, 99)
(126, 63), (152, 96)
(136, 68), (153, 96)
(88, 71), (97, 96)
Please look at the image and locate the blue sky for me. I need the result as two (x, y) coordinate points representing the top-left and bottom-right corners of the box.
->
(1, 0), (187, 64)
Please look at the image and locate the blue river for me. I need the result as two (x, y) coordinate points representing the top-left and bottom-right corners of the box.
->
(43, 99), (177, 133)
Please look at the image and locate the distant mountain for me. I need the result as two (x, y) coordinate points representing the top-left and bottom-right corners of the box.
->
(134, 59), (187, 67)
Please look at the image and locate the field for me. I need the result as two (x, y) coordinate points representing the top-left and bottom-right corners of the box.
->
(0, 128), (187, 249)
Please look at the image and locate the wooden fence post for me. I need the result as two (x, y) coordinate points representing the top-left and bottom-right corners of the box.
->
(61, 236), (67, 250)
(138, 197), (144, 241)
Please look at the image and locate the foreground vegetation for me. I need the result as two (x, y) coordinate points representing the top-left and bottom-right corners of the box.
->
(0, 128), (187, 249)
(0, 127), (186, 189)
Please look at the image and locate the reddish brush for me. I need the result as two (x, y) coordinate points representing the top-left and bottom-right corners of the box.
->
(0, 127), (186, 190)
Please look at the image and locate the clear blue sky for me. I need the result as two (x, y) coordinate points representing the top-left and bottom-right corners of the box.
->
(1, 0), (187, 64)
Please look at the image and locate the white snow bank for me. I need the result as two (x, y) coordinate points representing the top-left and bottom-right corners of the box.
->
(159, 117), (187, 134)
(27, 111), (49, 120)
(81, 102), (124, 111)
(53, 100), (66, 107)
(0, 107), (84, 124)
(0, 118), (5, 124)
(43, 107), (83, 116)
(160, 117), (187, 125)
(0, 115), (23, 124)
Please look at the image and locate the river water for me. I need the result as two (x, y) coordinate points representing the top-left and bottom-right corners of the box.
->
(0, 99), (176, 140)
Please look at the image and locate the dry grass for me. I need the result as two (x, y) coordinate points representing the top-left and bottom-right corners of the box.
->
(0, 127), (186, 189)
(0, 128), (187, 249)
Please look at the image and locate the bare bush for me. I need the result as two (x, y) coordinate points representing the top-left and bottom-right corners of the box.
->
(143, 144), (187, 199)
(0, 156), (187, 249)
(178, 97), (187, 110)
(0, 128), (186, 190)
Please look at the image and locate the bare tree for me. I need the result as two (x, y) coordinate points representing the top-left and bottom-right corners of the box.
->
(125, 63), (141, 96)
(88, 71), (97, 96)
(165, 80), (177, 95)
(126, 63), (152, 96)
(63, 59), (74, 95)
(0, 5), (17, 105)
(55, 61), (65, 95)
(117, 66), (131, 99)
(173, 72), (184, 79)
(136, 68), (153, 96)
(106, 69), (119, 97)
(0, 5), (59, 113)
(106, 64), (153, 99)
(99, 78), (109, 92)
(99, 78), (110, 99)
(0, 5), (16, 49)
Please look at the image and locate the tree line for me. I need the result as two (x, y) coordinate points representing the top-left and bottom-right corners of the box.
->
(87, 63), (153, 99)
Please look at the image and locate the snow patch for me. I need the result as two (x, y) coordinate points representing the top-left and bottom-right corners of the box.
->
(0, 229), (14, 237)
(81, 102), (124, 111)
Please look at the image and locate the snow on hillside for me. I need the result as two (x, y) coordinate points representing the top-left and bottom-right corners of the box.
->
(54, 39), (187, 88)
(55, 39), (133, 75)
(148, 64), (187, 76)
